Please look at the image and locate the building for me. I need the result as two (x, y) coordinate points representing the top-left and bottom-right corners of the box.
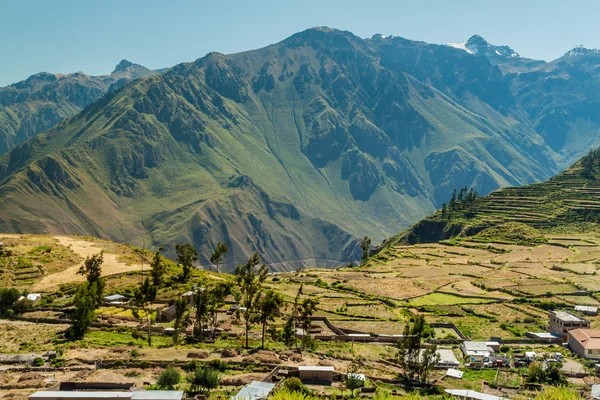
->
(460, 341), (495, 358)
(298, 366), (334, 383)
(19, 293), (42, 304)
(437, 349), (460, 368)
(103, 294), (129, 305)
(592, 384), (600, 399)
(231, 381), (275, 400)
(445, 389), (507, 400)
(567, 329), (600, 359)
(29, 391), (184, 400)
(526, 332), (562, 343)
(549, 311), (590, 337)
(575, 305), (599, 316)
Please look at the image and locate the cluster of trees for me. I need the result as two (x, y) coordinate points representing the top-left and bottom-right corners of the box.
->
(527, 361), (567, 386)
(0, 288), (28, 316)
(441, 186), (479, 217)
(156, 363), (220, 394)
(581, 147), (600, 179)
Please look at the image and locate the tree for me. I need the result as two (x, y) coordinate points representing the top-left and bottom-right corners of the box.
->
(68, 284), (96, 340)
(207, 282), (231, 331)
(441, 202), (447, 218)
(188, 366), (220, 394)
(210, 242), (229, 274)
(255, 290), (284, 349)
(346, 361), (363, 397)
(235, 252), (267, 348)
(150, 248), (166, 288)
(176, 243), (198, 282)
(0, 288), (21, 316)
(396, 315), (438, 382)
(133, 277), (157, 346)
(298, 297), (318, 350)
(194, 289), (210, 340)
(360, 236), (372, 265)
(173, 299), (189, 346)
(157, 365), (181, 389)
(77, 252), (105, 307)
(449, 188), (457, 209)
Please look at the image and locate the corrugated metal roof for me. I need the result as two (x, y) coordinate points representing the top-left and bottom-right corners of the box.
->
(131, 391), (184, 400)
(592, 384), (600, 399)
(29, 392), (132, 399)
(298, 366), (334, 371)
(445, 389), (508, 400)
(445, 369), (464, 379)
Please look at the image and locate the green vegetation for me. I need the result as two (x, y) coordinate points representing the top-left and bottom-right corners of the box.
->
(157, 365), (181, 390)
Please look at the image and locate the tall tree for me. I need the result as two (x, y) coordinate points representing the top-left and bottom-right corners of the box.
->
(207, 282), (231, 331)
(150, 247), (166, 288)
(176, 243), (198, 283)
(173, 298), (189, 346)
(77, 252), (105, 307)
(298, 297), (318, 350)
(255, 290), (284, 349)
(210, 242), (229, 274)
(133, 277), (157, 346)
(194, 288), (210, 340)
(360, 236), (372, 265)
(235, 252), (267, 348)
(68, 283), (96, 340)
(188, 366), (220, 394)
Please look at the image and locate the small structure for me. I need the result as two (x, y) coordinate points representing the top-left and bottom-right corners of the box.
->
(568, 329), (600, 359)
(156, 305), (177, 323)
(298, 366), (334, 383)
(445, 389), (507, 400)
(20, 293), (42, 304)
(231, 381), (275, 400)
(549, 311), (590, 337)
(575, 305), (599, 316)
(181, 291), (195, 307)
(592, 384), (600, 400)
(103, 294), (129, 305)
(29, 391), (184, 400)
(437, 349), (460, 368)
(346, 373), (365, 387)
(445, 369), (464, 379)
(461, 341), (495, 358)
(526, 332), (562, 343)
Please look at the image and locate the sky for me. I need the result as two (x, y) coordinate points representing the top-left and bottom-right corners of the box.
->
(2, 0), (600, 86)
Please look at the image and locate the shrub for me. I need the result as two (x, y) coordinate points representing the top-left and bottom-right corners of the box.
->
(280, 377), (309, 395)
(188, 366), (220, 393)
(208, 359), (228, 372)
(157, 365), (181, 389)
(32, 357), (45, 367)
(139, 360), (150, 369)
(500, 345), (510, 353)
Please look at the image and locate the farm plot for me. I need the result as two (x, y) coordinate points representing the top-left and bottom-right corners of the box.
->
(408, 293), (495, 307)
(492, 244), (573, 263)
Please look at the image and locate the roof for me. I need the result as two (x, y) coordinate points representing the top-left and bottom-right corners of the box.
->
(181, 291), (194, 296)
(445, 389), (508, 400)
(27, 293), (41, 301)
(552, 311), (586, 322)
(568, 329), (600, 349)
(231, 381), (275, 400)
(592, 384), (600, 399)
(298, 366), (334, 371)
(446, 369), (464, 379)
(576, 305), (598, 313)
(104, 294), (127, 301)
(462, 341), (494, 352)
(29, 392), (183, 400)
(347, 373), (365, 381)
(131, 391), (184, 400)
(29, 392), (133, 399)
(438, 349), (460, 365)
(528, 332), (561, 339)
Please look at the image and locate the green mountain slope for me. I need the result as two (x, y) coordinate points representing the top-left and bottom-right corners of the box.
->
(0, 28), (568, 269)
(0, 60), (155, 155)
(387, 149), (600, 247)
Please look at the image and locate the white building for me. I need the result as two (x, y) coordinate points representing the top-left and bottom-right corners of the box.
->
(460, 341), (495, 358)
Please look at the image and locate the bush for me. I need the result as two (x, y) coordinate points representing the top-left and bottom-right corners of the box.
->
(32, 357), (45, 367)
(157, 365), (181, 389)
(139, 360), (150, 369)
(208, 359), (228, 372)
(280, 377), (309, 395)
(500, 345), (510, 353)
(188, 366), (220, 393)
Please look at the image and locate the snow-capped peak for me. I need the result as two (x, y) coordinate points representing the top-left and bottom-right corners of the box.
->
(369, 33), (395, 40)
(446, 35), (519, 58)
(564, 45), (600, 57)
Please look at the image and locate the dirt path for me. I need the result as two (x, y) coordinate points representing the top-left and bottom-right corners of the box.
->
(33, 236), (142, 291)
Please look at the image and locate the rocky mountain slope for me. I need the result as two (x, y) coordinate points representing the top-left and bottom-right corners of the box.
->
(0, 60), (155, 155)
(0, 27), (599, 269)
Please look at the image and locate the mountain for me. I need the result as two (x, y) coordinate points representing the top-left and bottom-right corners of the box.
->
(0, 60), (155, 155)
(0, 27), (568, 270)
(386, 148), (600, 247)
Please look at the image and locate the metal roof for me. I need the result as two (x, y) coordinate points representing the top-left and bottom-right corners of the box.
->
(438, 349), (460, 365)
(552, 311), (585, 322)
(445, 369), (464, 379)
(231, 381), (275, 400)
(131, 391), (183, 400)
(29, 392), (132, 399)
(298, 366), (334, 371)
(104, 294), (127, 301)
(445, 389), (508, 400)
(575, 305), (598, 312)
(592, 384), (600, 399)
(528, 332), (560, 339)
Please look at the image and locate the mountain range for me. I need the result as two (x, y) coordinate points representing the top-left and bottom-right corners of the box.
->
(1, 27), (600, 270)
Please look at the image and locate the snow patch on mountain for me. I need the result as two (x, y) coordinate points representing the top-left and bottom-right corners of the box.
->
(446, 35), (519, 59)
(565, 45), (600, 57)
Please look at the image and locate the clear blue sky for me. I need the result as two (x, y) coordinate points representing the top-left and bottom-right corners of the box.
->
(2, 0), (599, 86)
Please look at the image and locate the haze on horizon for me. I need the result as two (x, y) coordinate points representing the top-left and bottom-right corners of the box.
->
(2, 0), (600, 86)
